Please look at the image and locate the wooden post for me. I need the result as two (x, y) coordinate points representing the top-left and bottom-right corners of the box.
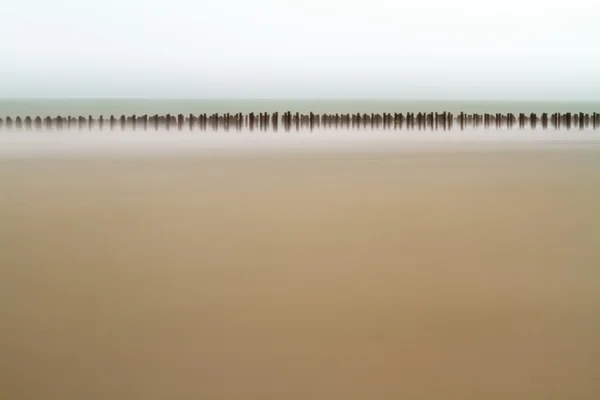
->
(6, 110), (591, 133)
(518, 113), (524, 128)
(542, 113), (548, 129)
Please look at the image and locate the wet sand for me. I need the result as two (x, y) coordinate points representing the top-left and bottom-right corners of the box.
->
(1, 147), (600, 399)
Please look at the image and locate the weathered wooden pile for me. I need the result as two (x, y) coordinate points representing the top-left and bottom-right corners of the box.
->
(0, 112), (598, 131)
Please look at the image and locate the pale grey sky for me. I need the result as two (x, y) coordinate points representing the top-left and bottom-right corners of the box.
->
(1, 0), (598, 99)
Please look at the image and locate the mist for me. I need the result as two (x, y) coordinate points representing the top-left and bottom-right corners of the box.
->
(1, 0), (599, 99)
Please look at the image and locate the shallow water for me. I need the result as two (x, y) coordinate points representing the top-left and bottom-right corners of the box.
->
(1, 141), (600, 399)
(1, 128), (600, 157)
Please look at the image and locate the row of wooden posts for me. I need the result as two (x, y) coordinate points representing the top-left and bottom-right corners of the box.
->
(0, 112), (599, 131)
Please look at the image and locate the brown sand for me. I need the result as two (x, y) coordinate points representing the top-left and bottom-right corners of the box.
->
(1, 149), (600, 399)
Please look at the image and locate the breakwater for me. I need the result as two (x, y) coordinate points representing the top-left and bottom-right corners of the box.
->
(1, 112), (599, 131)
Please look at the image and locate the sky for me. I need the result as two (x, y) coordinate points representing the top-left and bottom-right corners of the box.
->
(1, 0), (599, 100)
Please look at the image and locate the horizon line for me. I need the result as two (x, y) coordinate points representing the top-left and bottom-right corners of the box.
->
(2, 97), (600, 103)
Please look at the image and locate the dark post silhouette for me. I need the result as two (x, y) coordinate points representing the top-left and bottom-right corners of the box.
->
(2, 111), (599, 132)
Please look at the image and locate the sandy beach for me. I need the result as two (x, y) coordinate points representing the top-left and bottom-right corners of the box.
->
(1, 144), (600, 399)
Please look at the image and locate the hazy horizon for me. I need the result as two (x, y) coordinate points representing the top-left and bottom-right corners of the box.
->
(3, 97), (600, 102)
(2, 0), (599, 100)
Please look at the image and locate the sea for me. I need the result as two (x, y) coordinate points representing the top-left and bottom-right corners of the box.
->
(1, 99), (600, 117)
